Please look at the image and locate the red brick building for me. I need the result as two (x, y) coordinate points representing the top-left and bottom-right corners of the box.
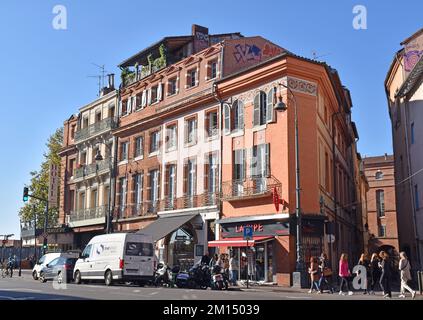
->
(363, 154), (399, 257)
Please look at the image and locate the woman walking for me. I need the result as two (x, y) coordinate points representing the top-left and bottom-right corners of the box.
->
(379, 251), (392, 298)
(358, 253), (370, 294)
(318, 253), (334, 294)
(398, 252), (416, 299)
(338, 253), (353, 296)
(369, 253), (380, 294)
(308, 256), (321, 293)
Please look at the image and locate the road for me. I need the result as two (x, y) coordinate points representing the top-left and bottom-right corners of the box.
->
(0, 271), (420, 300)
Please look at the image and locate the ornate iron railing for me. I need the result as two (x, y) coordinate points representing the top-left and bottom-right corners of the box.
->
(74, 158), (112, 179)
(221, 175), (282, 201)
(68, 205), (107, 223)
(74, 117), (117, 143)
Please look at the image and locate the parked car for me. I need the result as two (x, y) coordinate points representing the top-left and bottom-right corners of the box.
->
(38, 257), (78, 283)
(73, 233), (155, 286)
(32, 253), (62, 280)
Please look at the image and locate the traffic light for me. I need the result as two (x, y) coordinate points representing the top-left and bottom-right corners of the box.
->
(23, 187), (29, 202)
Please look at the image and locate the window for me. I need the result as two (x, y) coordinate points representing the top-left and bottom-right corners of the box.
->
(168, 77), (177, 96)
(205, 153), (218, 194)
(232, 100), (244, 132)
(150, 84), (162, 104)
(82, 117), (89, 128)
(166, 125), (177, 151)
(120, 142), (129, 161)
(119, 177), (127, 213)
(69, 159), (75, 177)
(209, 60), (217, 79)
(78, 192), (86, 210)
(135, 136), (143, 158)
(206, 110), (218, 138)
(411, 122), (415, 144)
(80, 151), (87, 165)
(95, 111), (101, 123)
(81, 244), (92, 258)
(415, 184), (420, 210)
(325, 152), (330, 192)
(148, 169), (160, 206)
(378, 225), (386, 237)
(90, 189), (98, 208)
(376, 189), (385, 217)
(135, 93), (142, 111)
(253, 89), (274, 126)
(185, 117), (197, 145)
(375, 171), (384, 180)
(125, 242), (153, 257)
(251, 144), (270, 178)
(188, 68), (197, 88)
(233, 149), (246, 196)
(133, 173), (143, 208)
(184, 159), (196, 199)
(150, 130), (160, 154)
(121, 99), (128, 116)
(70, 125), (76, 140)
(165, 164), (177, 203)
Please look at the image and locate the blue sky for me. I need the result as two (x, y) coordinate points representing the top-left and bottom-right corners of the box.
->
(0, 0), (421, 237)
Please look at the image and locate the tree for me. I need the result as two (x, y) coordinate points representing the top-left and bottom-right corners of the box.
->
(19, 127), (63, 228)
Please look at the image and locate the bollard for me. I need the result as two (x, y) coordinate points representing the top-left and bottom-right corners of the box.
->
(418, 271), (423, 295)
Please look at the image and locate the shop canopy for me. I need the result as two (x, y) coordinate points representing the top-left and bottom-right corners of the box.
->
(136, 213), (198, 242)
(208, 236), (274, 247)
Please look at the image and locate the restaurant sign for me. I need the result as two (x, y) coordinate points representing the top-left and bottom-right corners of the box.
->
(220, 219), (289, 238)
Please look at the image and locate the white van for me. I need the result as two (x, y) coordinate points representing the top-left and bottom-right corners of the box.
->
(73, 233), (155, 286)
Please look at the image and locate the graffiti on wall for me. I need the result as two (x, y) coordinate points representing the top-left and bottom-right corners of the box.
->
(404, 50), (423, 72)
(233, 42), (283, 64)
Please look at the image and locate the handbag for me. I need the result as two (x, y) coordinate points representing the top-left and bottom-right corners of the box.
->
(323, 267), (333, 277)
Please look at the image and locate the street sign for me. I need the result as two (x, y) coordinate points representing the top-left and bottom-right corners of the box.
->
(327, 234), (335, 243)
(48, 163), (59, 208)
(243, 226), (253, 240)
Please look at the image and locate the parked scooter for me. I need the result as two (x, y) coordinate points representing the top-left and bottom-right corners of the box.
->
(175, 263), (211, 289)
(154, 263), (172, 287)
(211, 265), (229, 290)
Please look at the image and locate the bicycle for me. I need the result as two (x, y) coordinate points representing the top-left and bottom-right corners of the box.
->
(1, 263), (12, 278)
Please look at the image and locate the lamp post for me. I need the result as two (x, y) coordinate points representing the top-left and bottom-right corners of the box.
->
(19, 219), (23, 277)
(274, 82), (307, 288)
(94, 149), (114, 234)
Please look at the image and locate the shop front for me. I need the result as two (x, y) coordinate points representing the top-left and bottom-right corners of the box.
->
(210, 214), (290, 284)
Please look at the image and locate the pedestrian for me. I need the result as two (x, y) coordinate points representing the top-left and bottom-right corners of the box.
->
(7, 255), (14, 278)
(318, 253), (334, 294)
(217, 253), (225, 270)
(338, 253), (353, 296)
(357, 253), (370, 294)
(398, 251), (416, 299)
(201, 252), (211, 266)
(223, 254), (230, 279)
(229, 254), (239, 286)
(378, 251), (392, 298)
(369, 253), (380, 294)
(308, 256), (321, 293)
(209, 253), (219, 268)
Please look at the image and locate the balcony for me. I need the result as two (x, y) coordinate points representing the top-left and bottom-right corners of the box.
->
(221, 175), (282, 201)
(74, 117), (117, 143)
(67, 205), (107, 228)
(74, 158), (112, 182)
(123, 64), (166, 87)
(113, 192), (219, 220)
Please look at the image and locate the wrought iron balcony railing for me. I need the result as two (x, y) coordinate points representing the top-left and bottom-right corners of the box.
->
(74, 117), (117, 143)
(113, 192), (219, 220)
(68, 205), (107, 223)
(74, 158), (112, 179)
(221, 175), (282, 201)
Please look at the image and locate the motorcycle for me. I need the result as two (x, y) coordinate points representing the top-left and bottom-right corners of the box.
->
(175, 263), (211, 289)
(154, 263), (172, 287)
(211, 265), (229, 290)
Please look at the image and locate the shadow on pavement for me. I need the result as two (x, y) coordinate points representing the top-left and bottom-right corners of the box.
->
(0, 290), (90, 300)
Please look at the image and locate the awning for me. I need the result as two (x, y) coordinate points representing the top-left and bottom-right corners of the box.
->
(136, 213), (197, 242)
(208, 236), (274, 248)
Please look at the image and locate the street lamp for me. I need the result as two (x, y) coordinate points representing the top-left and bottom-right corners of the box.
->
(274, 82), (308, 288)
(94, 149), (114, 234)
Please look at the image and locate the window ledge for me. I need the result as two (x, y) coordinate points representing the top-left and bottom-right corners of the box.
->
(166, 146), (177, 153)
(252, 124), (267, 132)
(230, 129), (245, 137)
(167, 92), (177, 98)
(134, 155), (144, 161)
(149, 151), (159, 157)
(184, 141), (197, 148)
(186, 84), (199, 91)
(206, 135), (219, 142)
(118, 160), (129, 166)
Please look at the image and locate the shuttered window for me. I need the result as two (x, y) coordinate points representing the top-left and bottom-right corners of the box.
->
(251, 144), (270, 178)
(224, 103), (231, 135)
(233, 100), (244, 131)
(254, 91), (273, 126)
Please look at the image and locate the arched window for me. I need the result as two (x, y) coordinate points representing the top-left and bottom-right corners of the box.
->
(232, 100), (244, 131)
(253, 88), (275, 126)
(375, 171), (384, 180)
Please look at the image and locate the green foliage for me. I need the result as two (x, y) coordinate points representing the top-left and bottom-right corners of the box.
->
(19, 127), (63, 228)
(120, 66), (135, 86)
(153, 44), (167, 70)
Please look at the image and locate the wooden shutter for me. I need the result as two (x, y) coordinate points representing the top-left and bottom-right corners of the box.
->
(265, 143), (270, 177)
(164, 166), (169, 197)
(147, 89), (152, 105)
(267, 88), (274, 123)
(224, 104), (231, 134)
(142, 90), (147, 107)
(157, 170), (161, 203)
(204, 155), (210, 192)
(253, 94), (260, 126)
(147, 171), (152, 202)
(183, 161), (188, 195)
(118, 99), (122, 115)
(184, 119), (188, 144)
(157, 83), (163, 101)
(239, 101), (244, 129)
(250, 147), (256, 177)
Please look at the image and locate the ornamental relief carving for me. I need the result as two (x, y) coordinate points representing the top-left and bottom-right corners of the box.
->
(231, 76), (317, 104)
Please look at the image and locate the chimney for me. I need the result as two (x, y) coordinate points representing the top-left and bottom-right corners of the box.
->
(192, 24), (209, 53)
(108, 74), (115, 89)
(384, 153), (387, 160)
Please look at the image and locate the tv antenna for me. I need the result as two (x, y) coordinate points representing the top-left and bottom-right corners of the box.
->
(87, 63), (110, 96)
(311, 50), (331, 61)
